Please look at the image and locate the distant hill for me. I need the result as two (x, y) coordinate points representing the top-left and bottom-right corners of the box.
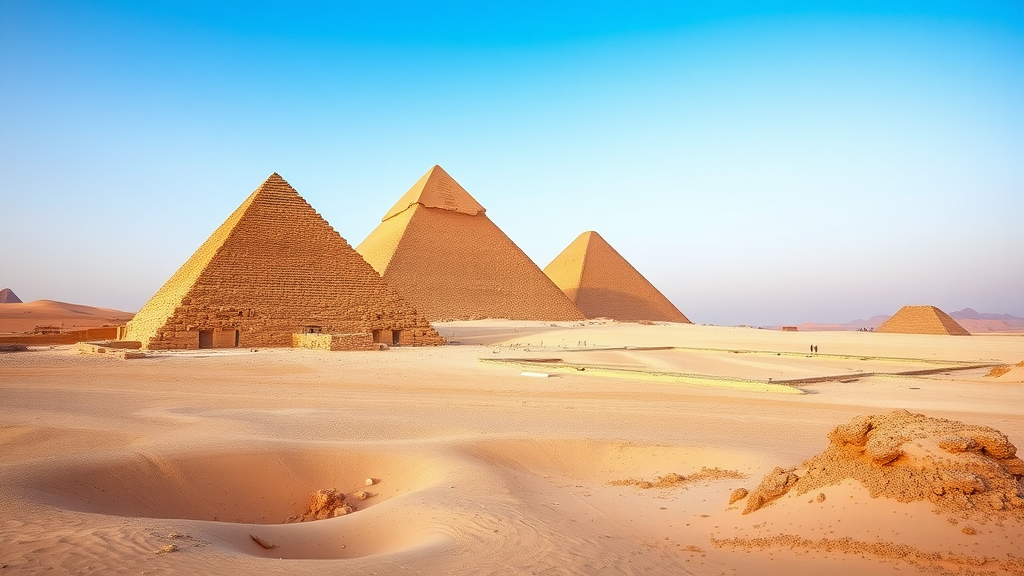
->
(0, 300), (135, 334)
(949, 308), (1024, 329)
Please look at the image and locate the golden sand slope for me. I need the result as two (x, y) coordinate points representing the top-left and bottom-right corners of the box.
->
(2, 322), (1022, 575)
(0, 299), (134, 334)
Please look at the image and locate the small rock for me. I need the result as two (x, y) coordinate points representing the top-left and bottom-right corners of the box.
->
(998, 456), (1024, 476)
(938, 436), (978, 454)
(865, 435), (903, 465)
(961, 526), (976, 535)
(155, 544), (178, 554)
(816, 493), (826, 503)
(728, 488), (749, 505)
(828, 416), (872, 446)
(940, 471), (985, 494)
(365, 478), (376, 486)
(970, 431), (1016, 459)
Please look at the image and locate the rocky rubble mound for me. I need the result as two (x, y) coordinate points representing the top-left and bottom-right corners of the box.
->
(285, 488), (354, 522)
(741, 410), (1024, 516)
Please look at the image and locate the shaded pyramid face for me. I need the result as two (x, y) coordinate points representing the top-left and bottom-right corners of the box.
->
(124, 174), (443, 350)
(356, 166), (584, 322)
(877, 306), (970, 336)
(544, 231), (691, 323)
(0, 288), (22, 303)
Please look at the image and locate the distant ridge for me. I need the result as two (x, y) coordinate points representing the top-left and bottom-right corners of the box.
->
(949, 308), (1024, 328)
(0, 288), (22, 303)
(0, 299), (134, 334)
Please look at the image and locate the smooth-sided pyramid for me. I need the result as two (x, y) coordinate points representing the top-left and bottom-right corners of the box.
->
(877, 305), (970, 336)
(124, 173), (443, 349)
(0, 288), (22, 303)
(544, 231), (691, 323)
(356, 165), (584, 322)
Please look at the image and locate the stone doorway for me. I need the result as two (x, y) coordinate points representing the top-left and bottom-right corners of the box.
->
(198, 330), (214, 349)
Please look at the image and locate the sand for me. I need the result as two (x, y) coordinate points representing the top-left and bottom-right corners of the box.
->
(1, 321), (1023, 575)
(0, 299), (134, 334)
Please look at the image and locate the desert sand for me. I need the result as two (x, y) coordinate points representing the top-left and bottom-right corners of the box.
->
(0, 299), (135, 334)
(1, 321), (1023, 575)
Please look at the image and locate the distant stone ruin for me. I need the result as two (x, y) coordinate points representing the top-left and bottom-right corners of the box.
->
(0, 288), (22, 303)
(123, 173), (444, 350)
(877, 305), (970, 336)
(356, 165), (584, 322)
(543, 231), (690, 323)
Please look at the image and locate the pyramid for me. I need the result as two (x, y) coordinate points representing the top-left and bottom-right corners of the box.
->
(877, 305), (971, 336)
(0, 288), (22, 304)
(356, 165), (584, 322)
(544, 231), (691, 323)
(123, 173), (443, 350)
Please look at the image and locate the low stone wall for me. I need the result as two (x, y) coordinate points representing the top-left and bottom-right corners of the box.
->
(73, 342), (146, 359)
(0, 327), (120, 346)
(292, 332), (385, 351)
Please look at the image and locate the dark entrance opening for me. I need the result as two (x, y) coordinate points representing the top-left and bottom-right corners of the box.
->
(391, 330), (402, 346)
(234, 330), (239, 348)
(198, 330), (214, 349)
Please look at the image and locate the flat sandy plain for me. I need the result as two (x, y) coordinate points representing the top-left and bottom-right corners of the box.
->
(1, 321), (1022, 575)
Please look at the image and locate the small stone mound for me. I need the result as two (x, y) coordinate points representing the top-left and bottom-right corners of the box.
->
(743, 467), (799, 514)
(285, 488), (354, 522)
(742, 410), (1024, 517)
(612, 467), (745, 490)
(729, 488), (749, 504)
(986, 365), (1012, 378)
(155, 544), (178, 554)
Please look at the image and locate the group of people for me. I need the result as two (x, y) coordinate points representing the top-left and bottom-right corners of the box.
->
(810, 344), (818, 354)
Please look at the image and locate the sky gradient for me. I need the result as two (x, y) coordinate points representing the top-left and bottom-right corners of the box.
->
(1, 1), (1022, 326)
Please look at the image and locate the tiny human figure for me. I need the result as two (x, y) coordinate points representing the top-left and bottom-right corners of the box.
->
(814, 345), (818, 354)
(810, 344), (814, 354)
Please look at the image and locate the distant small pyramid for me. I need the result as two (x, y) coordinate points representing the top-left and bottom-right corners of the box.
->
(0, 288), (22, 303)
(877, 305), (970, 336)
(356, 166), (584, 322)
(124, 173), (443, 349)
(544, 231), (690, 323)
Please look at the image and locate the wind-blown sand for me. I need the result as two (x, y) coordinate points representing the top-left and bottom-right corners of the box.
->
(0, 299), (134, 334)
(1, 321), (1022, 575)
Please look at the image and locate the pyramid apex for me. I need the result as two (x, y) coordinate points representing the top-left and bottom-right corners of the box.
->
(382, 165), (486, 221)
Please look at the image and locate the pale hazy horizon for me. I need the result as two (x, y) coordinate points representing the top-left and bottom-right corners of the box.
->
(2, 2), (1021, 326)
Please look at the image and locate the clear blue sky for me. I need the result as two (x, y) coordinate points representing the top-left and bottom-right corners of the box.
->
(1, 1), (1021, 325)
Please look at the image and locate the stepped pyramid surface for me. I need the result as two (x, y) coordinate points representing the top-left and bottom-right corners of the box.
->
(124, 173), (443, 350)
(0, 288), (22, 303)
(877, 305), (970, 336)
(544, 231), (691, 323)
(356, 166), (584, 322)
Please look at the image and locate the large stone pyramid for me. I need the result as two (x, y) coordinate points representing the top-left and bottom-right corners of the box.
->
(356, 165), (584, 322)
(0, 288), (22, 303)
(877, 305), (970, 336)
(124, 173), (443, 350)
(544, 231), (691, 323)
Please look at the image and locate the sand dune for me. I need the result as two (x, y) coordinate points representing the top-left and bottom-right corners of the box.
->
(0, 299), (134, 334)
(1, 322), (1022, 574)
